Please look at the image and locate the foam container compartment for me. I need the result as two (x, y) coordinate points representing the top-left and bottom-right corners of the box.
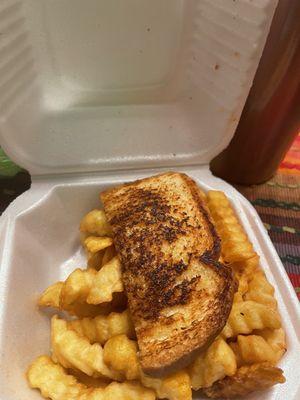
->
(0, 1), (300, 399)
(0, 167), (300, 400)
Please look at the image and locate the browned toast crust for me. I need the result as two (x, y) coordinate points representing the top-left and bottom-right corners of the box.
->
(100, 172), (236, 376)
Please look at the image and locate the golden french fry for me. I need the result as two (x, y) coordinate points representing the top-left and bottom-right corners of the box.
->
(86, 257), (123, 304)
(257, 328), (286, 362)
(189, 338), (237, 389)
(203, 362), (285, 398)
(38, 280), (114, 317)
(68, 310), (135, 345)
(103, 334), (192, 400)
(60, 268), (97, 306)
(236, 335), (279, 365)
(51, 316), (119, 380)
(221, 301), (281, 339)
(245, 270), (277, 309)
(80, 209), (112, 237)
(103, 334), (139, 380)
(141, 369), (192, 400)
(27, 355), (84, 399)
(56, 257), (123, 309)
(84, 236), (113, 254)
(27, 355), (155, 400)
(38, 282), (63, 309)
(79, 381), (155, 400)
(207, 191), (256, 263)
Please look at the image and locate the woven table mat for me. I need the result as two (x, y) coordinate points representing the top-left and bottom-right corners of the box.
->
(235, 134), (300, 299)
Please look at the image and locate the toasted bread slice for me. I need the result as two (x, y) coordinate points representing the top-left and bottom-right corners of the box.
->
(100, 172), (236, 376)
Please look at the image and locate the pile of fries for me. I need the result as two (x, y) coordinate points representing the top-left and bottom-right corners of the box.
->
(26, 192), (286, 399)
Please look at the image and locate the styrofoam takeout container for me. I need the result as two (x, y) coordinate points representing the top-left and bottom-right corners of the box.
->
(0, 1), (299, 399)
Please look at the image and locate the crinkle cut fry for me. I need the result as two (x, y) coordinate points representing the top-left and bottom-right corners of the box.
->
(27, 356), (83, 400)
(221, 301), (281, 338)
(51, 316), (119, 380)
(230, 329), (286, 367)
(68, 309), (135, 344)
(202, 362), (285, 398)
(235, 333), (285, 365)
(27, 355), (156, 400)
(80, 209), (113, 237)
(38, 257), (123, 316)
(258, 328), (286, 361)
(84, 236), (113, 254)
(38, 281), (118, 318)
(60, 257), (123, 306)
(189, 337), (237, 390)
(85, 257), (123, 304)
(84, 236), (115, 270)
(245, 270), (277, 309)
(207, 191), (256, 263)
(207, 192), (282, 329)
(38, 282), (63, 308)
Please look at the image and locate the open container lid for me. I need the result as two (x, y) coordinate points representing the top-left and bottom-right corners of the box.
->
(0, 0), (278, 176)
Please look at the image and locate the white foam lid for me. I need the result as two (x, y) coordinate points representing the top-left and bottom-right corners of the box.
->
(0, 0), (278, 175)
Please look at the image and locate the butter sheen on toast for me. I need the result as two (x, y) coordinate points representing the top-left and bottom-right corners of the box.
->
(101, 172), (236, 376)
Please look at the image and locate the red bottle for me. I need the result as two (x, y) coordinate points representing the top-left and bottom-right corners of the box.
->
(210, 0), (300, 185)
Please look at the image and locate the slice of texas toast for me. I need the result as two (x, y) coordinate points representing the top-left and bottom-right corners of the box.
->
(100, 172), (236, 376)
